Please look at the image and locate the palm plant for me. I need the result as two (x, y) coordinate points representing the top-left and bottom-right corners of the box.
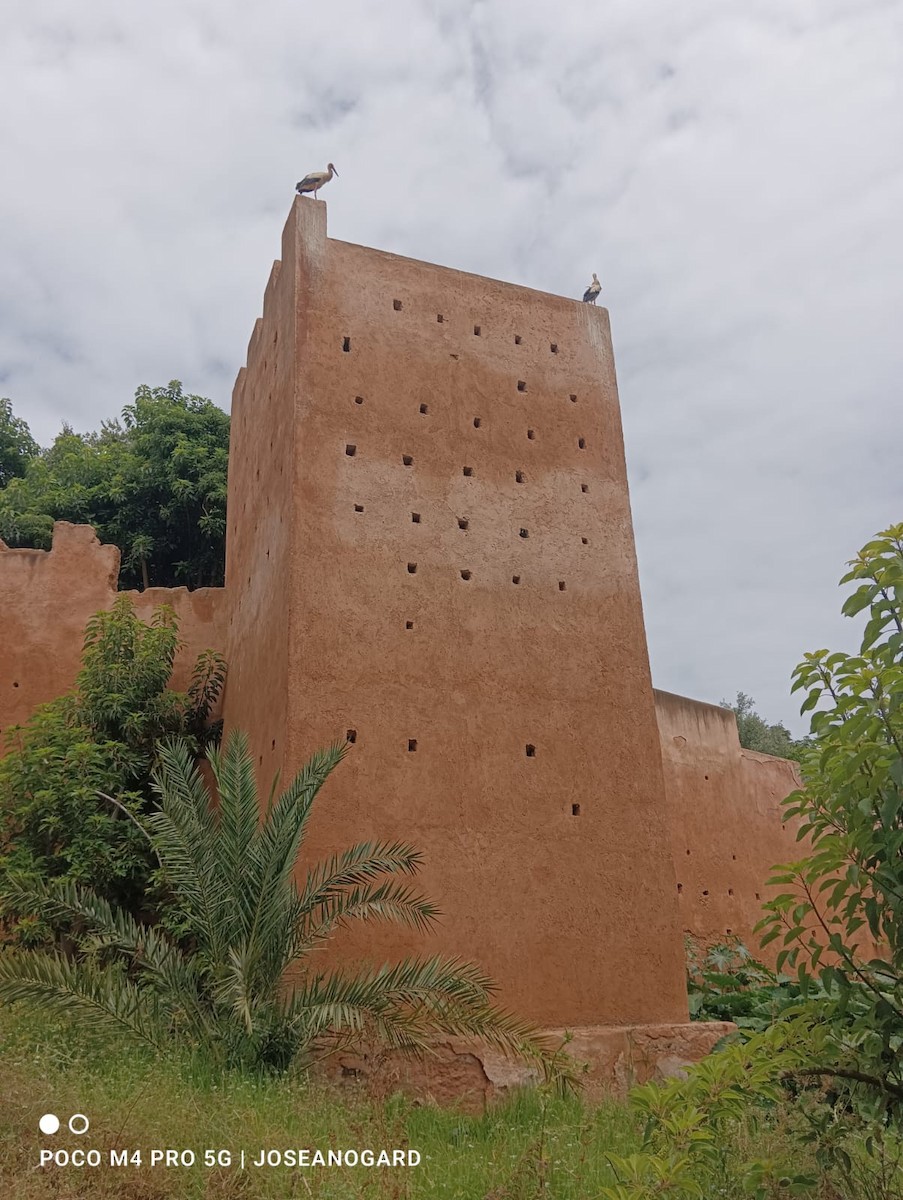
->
(0, 732), (541, 1073)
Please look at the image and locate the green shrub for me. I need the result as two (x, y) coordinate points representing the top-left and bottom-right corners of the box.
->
(758, 522), (903, 1117)
(687, 937), (810, 1031)
(0, 596), (225, 943)
(0, 733), (545, 1076)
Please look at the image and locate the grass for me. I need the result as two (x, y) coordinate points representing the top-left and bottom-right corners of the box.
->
(0, 1006), (830, 1200)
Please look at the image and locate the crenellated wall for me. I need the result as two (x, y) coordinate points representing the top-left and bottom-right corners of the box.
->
(0, 522), (226, 743)
(654, 689), (804, 957)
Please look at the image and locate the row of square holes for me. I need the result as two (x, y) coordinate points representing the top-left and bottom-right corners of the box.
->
(353, 392), (579, 407)
(343, 729), (582, 815)
(347, 437), (587, 457)
(353, 506), (590, 548)
(347, 447), (591, 486)
(403, 563), (569, 588)
(677, 884), (754, 898)
(344, 343), (578, 407)
(346, 310), (570, 355)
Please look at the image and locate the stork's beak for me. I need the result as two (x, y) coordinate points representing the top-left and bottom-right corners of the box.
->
(332, 166), (339, 176)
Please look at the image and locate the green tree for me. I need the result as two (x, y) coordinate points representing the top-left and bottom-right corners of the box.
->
(758, 522), (903, 1114)
(0, 399), (39, 489)
(0, 382), (229, 589)
(0, 596), (226, 944)
(0, 734), (543, 1074)
(721, 691), (810, 762)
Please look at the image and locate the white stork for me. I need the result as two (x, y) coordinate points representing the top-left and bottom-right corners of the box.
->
(582, 273), (601, 304)
(295, 163), (338, 199)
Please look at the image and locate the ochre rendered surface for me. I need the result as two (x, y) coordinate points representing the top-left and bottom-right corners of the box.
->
(656, 689), (804, 957)
(0, 522), (225, 744)
(224, 198), (689, 1029)
(0, 202), (815, 1092)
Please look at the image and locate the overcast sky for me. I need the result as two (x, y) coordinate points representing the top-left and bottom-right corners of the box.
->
(2, 1), (901, 735)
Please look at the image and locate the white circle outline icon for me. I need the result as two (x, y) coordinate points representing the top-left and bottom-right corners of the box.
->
(68, 1114), (90, 1135)
(39, 1114), (60, 1135)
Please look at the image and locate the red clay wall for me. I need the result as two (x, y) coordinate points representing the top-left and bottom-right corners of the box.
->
(222, 219), (304, 791)
(654, 689), (803, 957)
(0, 522), (225, 743)
(223, 197), (689, 1028)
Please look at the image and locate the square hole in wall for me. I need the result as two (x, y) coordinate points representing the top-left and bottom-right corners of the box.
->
(550, 343), (558, 354)
(677, 883), (683, 893)
(519, 528), (529, 539)
(515, 470), (525, 483)
(558, 581), (566, 591)
(354, 395), (364, 405)
(473, 325), (481, 336)
(473, 417), (481, 428)
(405, 620), (414, 630)
(570, 394), (577, 403)
(393, 299), (402, 311)
(342, 337), (351, 352)
(458, 517), (469, 530)
(571, 803), (580, 815)
(354, 504), (364, 513)
(527, 429), (535, 440)
(403, 454), (413, 466)
(514, 335), (522, 345)
(460, 569), (472, 580)
(407, 562), (417, 574)
(463, 466), (474, 477)
(345, 444), (356, 456)
(419, 403), (428, 414)
(525, 744), (536, 757)
(512, 575), (521, 584)
(346, 729), (357, 744)
(408, 739), (417, 752)
(581, 484), (588, 493)
(437, 314), (444, 323)
(581, 537), (588, 545)
(517, 380), (527, 392)
(411, 512), (421, 523)
(578, 437), (586, 449)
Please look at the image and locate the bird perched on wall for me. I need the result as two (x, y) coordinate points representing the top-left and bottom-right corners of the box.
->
(295, 163), (338, 199)
(582, 273), (601, 304)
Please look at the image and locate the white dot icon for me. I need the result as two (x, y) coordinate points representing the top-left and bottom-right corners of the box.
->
(39, 1114), (60, 1135)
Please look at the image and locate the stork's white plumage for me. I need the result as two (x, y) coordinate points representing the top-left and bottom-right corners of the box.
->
(582, 273), (601, 304)
(296, 163), (338, 198)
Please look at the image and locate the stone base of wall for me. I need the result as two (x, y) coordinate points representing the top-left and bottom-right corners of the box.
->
(319, 1021), (735, 1111)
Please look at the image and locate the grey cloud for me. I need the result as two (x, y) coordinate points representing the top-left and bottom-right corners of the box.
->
(1, 0), (901, 735)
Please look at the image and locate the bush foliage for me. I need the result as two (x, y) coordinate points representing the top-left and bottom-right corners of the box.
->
(0, 733), (545, 1076)
(0, 383), (229, 589)
(0, 596), (225, 943)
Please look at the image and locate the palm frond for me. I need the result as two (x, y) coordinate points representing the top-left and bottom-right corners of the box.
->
(293, 880), (439, 954)
(235, 742), (347, 992)
(0, 952), (168, 1050)
(210, 943), (260, 1035)
(206, 732), (261, 932)
(1, 875), (216, 1042)
(297, 840), (425, 913)
(146, 738), (230, 958)
(287, 955), (546, 1062)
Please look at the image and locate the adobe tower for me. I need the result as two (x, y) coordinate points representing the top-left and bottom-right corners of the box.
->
(223, 198), (691, 1036)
